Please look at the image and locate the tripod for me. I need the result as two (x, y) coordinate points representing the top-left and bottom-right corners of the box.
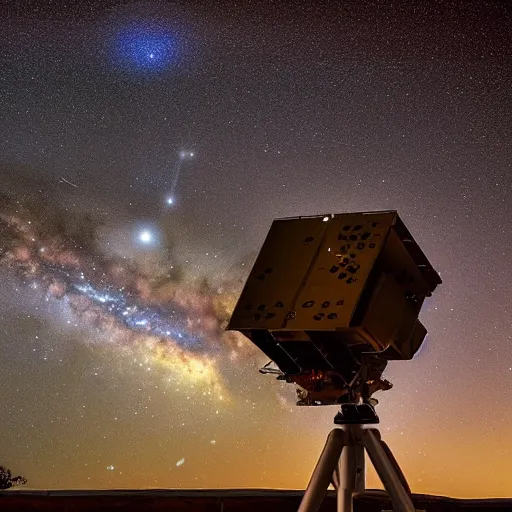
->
(298, 421), (416, 512)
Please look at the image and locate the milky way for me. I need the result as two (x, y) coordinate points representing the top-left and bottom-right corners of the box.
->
(0, 190), (255, 394)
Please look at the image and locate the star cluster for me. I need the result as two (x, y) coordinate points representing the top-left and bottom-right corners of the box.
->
(113, 22), (179, 72)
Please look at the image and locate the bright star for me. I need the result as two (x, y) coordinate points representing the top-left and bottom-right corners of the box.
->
(135, 226), (160, 247)
(179, 151), (195, 160)
(166, 197), (174, 205)
(139, 230), (152, 243)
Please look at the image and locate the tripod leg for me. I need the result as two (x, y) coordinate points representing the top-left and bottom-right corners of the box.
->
(298, 429), (346, 512)
(381, 440), (411, 496)
(331, 425), (364, 512)
(333, 440), (356, 512)
(360, 429), (415, 512)
(354, 440), (365, 494)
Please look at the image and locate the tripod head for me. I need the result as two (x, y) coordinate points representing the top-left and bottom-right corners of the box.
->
(227, 211), (441, 422)
(263, 353), (392, 423)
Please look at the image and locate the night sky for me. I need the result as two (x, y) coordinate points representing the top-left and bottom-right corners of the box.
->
(1, 0), (511, 498)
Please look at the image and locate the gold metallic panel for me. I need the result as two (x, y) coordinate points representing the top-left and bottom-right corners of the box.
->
(285, 212), (394, 331)
(227, 216), (329, 331)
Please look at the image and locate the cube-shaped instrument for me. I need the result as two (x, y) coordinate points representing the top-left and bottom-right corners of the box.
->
(228, 211), (441, 381)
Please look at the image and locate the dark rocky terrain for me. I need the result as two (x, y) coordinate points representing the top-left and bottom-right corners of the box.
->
(1, 489), (511, 511)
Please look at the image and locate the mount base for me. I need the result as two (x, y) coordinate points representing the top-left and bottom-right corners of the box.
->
(334, 404), (380, 425)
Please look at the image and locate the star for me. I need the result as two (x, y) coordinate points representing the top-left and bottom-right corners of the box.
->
(138, 230), (153, 244)
(179, 151), (195, 159)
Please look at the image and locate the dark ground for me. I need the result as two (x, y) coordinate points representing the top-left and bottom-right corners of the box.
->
(1, 489), (512, 511)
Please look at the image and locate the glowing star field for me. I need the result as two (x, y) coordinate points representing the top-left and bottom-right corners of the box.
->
(0, 195), (256, 397)
(1, 0), (512, 499)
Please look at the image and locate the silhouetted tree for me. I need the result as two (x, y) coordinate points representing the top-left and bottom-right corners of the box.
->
(0, 466), (27, 489)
